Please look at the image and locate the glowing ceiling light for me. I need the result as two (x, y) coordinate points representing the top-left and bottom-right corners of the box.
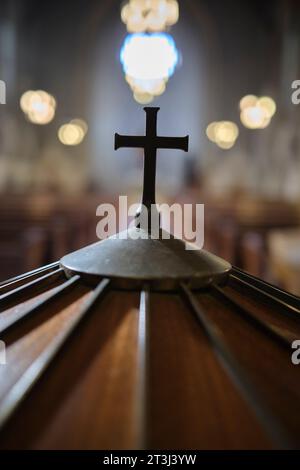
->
(217, 140), (235, 150)
(20, 89), (56, 125)
(206, 122), (218, 143)
(70, 118), (88, 135)
(120, 33), (178, 81)
(121, 0), (179, 33)
(239, 94), (276, 129)
(240, 106), (266, 129)
(239, 94), (258, 111)
(257, 96), (276, 118)
(20, 90), (35, 113)
(121, 33), (178, 102)
(28, 105), (55, 125)
(206, 121), (239, 150)
(166, 0), (179, 25)
(215, 121), (239, 143)
(133, 91), (154, 104)
(58, 124), (83, 146)
(58, 119), (88, 146)
(126, 75), (167, 96)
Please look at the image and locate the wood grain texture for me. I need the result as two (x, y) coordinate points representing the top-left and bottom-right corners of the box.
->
(0, 290), (140, 449)
(198, 290), (300, 444)
(0, 268), (299, 449)
(146, 293), (271, 449)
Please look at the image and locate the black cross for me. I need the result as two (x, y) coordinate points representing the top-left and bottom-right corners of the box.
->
(115, 107), (189, 227)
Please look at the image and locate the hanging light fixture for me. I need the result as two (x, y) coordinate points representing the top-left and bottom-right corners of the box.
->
(120, 32), (179, 104)
(20, 90), (56, 125)
(239, 95), (276, 129)
(121, 0), (179, 33)
(58, 119), (88, 146)
(206, 121), (239, 150)
(120, 1), (180, 103)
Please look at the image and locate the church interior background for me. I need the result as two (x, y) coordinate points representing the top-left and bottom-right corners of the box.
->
(1, 0), (300, 295)
(1, 0), (300, 452)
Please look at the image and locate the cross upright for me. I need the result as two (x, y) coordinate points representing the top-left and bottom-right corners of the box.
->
(115, 107), (189, 228)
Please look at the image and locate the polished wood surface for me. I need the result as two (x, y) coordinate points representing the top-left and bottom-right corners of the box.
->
(0, 265), (299, 449)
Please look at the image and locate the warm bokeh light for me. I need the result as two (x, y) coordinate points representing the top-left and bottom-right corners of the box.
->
(20, 90), (35, 113)
(58, 119), (88, 146)
(121, 0), (179, 33)
(70, 118), (88, 135)
(215, 121), (239, 143)
(216, 140), (235, 150)
(20, 89), (56, 125)
(257, 96), (276, 118)
(133, 91), (154, 104)
(126, 75), (167, 97)
(120, 33), (178, 81)
(121, 32), (178, 102)
(239, 94), (258, 111)
(240, 106), (265, 129)
(239, 94), (276, 129)
(206, 121), (239, 150)
(206, 122), (218, 142)
(240, 106), (270, 129)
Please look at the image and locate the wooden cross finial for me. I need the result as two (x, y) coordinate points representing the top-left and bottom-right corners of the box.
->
(115, 107), (189, 228)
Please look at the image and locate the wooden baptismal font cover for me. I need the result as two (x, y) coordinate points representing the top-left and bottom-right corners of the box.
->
(0, 108), (300, 450)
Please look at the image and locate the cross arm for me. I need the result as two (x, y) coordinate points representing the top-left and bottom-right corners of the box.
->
(156, 136), (189, 151)
(115, 133), (146, 150)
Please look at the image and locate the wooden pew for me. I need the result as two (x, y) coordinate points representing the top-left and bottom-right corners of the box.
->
(0, 226), (47, 281)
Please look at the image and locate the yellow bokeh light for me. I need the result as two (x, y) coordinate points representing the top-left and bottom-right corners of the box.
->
(70, 119), (88, 136)
(257, 96), (276, 118)
(166, 0), (179, 25)
(121, 0), (179, 33)
(125, 74), (135, 87)
(206, 121), (239, 150)
(126, 75), (167, 96)
(215, 121), (239, 143)
(20, 89), (56, 125)
(27, 105), (55, 125)
(206, 122), (218, 142)
(258, 115), (271, 129)
(151, 79), (166, 95)
(147, 13), (166, 32)
(127, 15), (146, 33)
(240, 106), (267, 129)
(239, 95), (258, 111)
(130, 0), (146, 11)
(216, 140), (235, 150)
(121, 4), (131, 23)
(133, 91), (154, 104)
(20, 90), (34, 113)
(58, 123), (85, 146)
(239, 94), (276, 129)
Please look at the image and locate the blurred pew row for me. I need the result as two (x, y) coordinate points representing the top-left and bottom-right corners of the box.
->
(176, 190), (300, 296)
(0, 193), (116, 282)
(1, 191), (300, 296)
(205, 197), (300, 296)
